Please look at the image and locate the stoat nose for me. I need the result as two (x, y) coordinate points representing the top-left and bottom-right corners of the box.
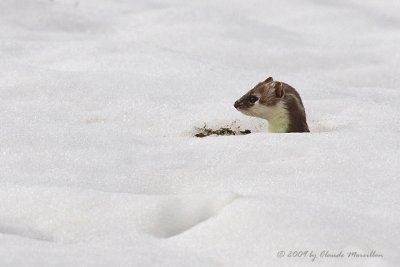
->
(234, 101), (240, 108)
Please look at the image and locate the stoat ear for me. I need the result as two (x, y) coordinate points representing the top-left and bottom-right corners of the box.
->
(274, 82), (285, 98)
(264, 77), (273, 83)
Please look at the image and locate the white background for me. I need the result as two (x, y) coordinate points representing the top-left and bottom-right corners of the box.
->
(0, 0), (399, 266)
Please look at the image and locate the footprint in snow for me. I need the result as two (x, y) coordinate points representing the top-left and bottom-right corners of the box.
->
(147, 192), (239, 238)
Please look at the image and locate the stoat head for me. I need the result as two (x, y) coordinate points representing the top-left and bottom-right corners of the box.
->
(234, 77), (286, 121)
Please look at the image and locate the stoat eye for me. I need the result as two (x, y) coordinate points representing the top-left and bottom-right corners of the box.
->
(249, 96), (258, 103)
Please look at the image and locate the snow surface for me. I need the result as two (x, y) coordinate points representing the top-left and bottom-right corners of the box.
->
(1, 0), (400, 266)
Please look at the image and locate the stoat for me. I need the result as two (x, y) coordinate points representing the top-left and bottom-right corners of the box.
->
(234, 77), (309, 133)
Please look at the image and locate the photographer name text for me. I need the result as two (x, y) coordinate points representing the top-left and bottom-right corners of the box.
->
(276, 250), (383, 262)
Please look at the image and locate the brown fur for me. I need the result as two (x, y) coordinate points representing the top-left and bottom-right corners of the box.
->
(234, 77), (310, 133)
(279, 83), (310, 132)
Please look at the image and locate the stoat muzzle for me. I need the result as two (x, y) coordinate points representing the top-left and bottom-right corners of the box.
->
(234, 77), (309, 133)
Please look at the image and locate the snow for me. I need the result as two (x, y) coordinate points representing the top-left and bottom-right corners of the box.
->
(1, 0), (400, 266)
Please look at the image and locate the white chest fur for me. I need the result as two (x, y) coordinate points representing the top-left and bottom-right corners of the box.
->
(249, 102), (290, 133)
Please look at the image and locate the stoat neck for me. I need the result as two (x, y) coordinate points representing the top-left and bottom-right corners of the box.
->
(267, 104), (290, 133)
